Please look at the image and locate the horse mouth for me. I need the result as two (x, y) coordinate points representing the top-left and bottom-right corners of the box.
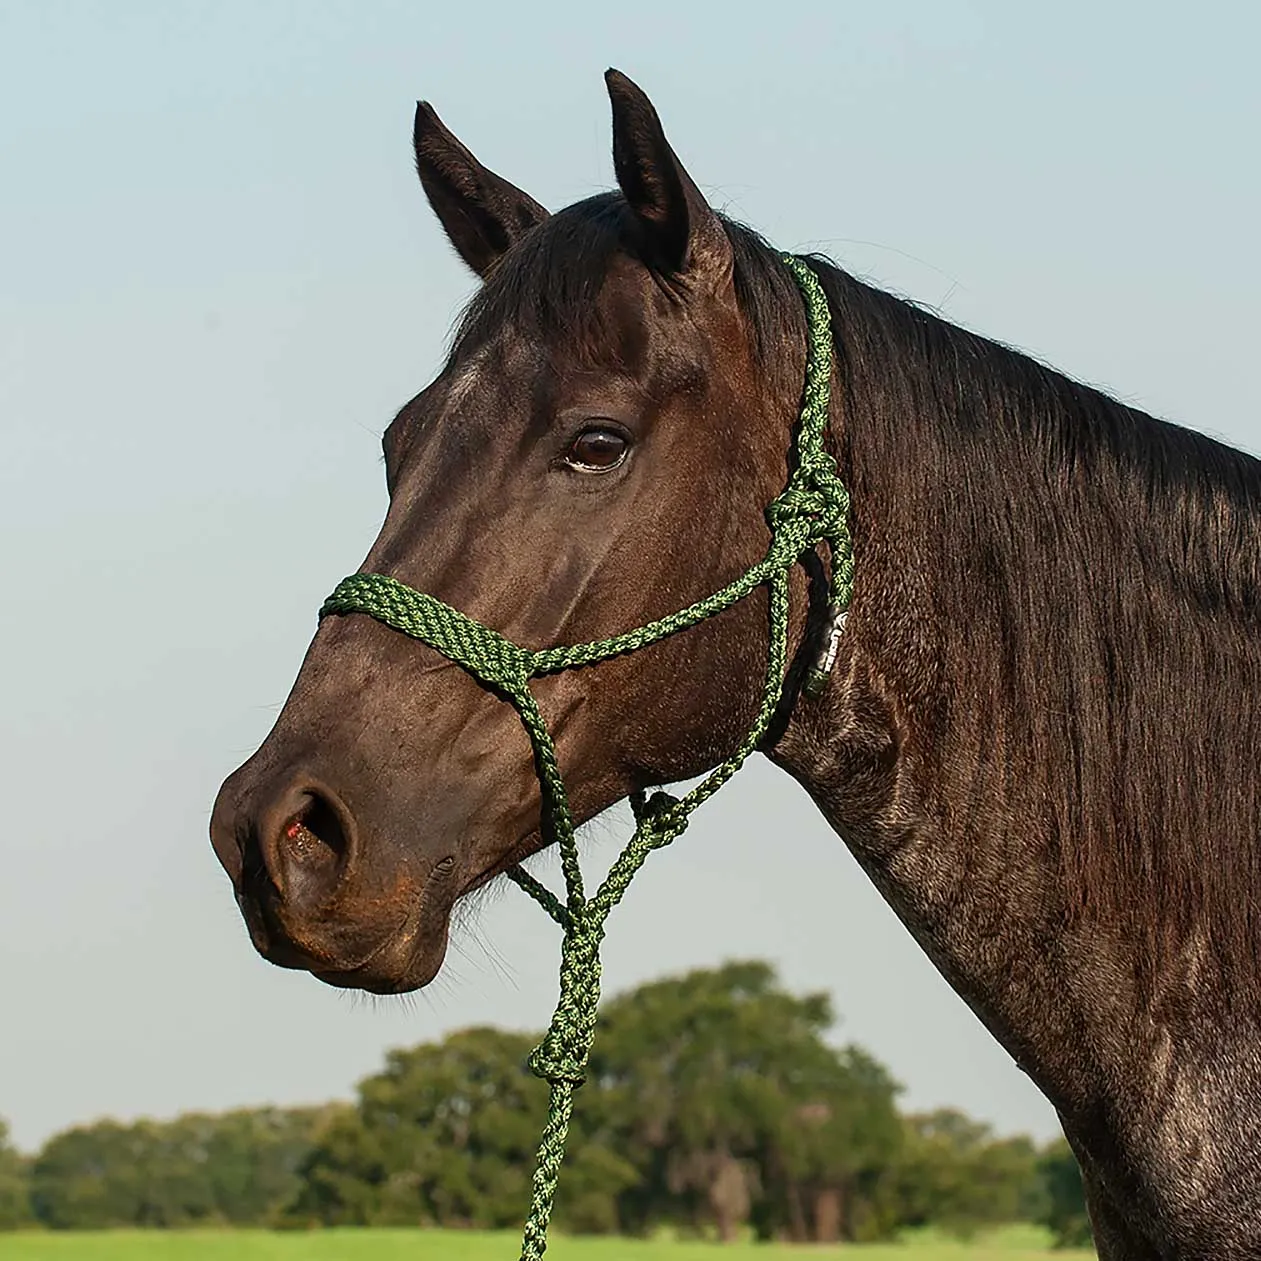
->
(312, 919), (449, 994)
(240, 852), (460, 996)
(311, 833), (543, 994)
(459, 828), (545, 899)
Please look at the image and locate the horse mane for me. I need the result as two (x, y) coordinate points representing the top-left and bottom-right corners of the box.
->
(461, 194), (1261, 993)
(803, 249), (1261, 994)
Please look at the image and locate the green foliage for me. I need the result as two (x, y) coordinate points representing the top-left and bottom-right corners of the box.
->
(289, 1026), (640, 1233)
(290, 1028), (553, 1228)
(588, 960), (905, 1242)
(18, 961), (1092, 1246)
(1038, 1139), (1093, 1248)
(30, 1107), (323, 1229)
(0, 1118), (33, 1228)
(891, 1110), (1047, 1240)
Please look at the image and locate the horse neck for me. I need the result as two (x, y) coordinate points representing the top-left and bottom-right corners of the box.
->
(759, 252), (1261, 1259)
(768, 289), (1261, 1119)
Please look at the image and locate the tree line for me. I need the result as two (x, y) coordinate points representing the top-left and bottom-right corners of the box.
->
(2, 961), (1092, 1246)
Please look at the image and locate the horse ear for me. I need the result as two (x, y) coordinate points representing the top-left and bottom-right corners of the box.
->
(605, 69), (731, 283)
(413, 102), (549, 277)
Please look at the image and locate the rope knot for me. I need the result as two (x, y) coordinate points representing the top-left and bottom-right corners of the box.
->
(765, 458), (848, 560)
(527, 916), (605, 1087)
(631, 789), (687, 849)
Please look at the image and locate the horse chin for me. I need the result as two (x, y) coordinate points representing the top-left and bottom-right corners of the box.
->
(312, 917), (451, 995)
(319, 830), (539, 994)
(304, 869), (458, 995)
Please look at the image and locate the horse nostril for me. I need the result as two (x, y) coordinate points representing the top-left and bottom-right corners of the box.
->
(268, 786), (355, 906)
(281, 794), (346, 869)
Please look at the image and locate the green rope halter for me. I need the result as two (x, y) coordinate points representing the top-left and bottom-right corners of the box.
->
(319, 255), (851, 1259)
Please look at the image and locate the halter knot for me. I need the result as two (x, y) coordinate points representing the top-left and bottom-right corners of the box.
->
(527, 915), (605, 1087)
(629, 788), (686, 844)
(765, 460), (848, 557)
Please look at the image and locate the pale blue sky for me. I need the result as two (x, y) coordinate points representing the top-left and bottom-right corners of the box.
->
(2, 1), (1258, 1150)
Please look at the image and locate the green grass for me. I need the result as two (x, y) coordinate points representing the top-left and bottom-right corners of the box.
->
(0, 1225), (1094, 1260)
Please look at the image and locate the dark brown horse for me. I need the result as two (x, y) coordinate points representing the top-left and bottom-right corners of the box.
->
(210, 70), (1261, 1258)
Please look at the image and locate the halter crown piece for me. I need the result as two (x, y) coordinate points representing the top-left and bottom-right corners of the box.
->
(319, 255), (852, 1259)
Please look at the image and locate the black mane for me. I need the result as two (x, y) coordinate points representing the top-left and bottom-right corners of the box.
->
(805, 242), (1261, 990)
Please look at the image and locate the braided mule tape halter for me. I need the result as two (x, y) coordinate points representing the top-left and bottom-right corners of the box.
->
(319, 255), (851, 1259)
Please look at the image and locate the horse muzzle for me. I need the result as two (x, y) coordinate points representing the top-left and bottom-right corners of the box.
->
(209, 765), (456, 994)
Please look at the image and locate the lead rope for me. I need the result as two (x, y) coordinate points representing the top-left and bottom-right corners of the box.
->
(318, 255), (850, 1259)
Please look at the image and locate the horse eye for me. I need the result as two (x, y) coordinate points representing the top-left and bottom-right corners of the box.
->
(565, 427), (629, 472)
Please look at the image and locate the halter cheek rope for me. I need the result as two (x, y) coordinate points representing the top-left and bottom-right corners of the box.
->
(319, 255), (851, 1259)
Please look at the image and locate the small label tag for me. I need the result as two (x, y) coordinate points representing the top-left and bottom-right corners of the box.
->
(803, 603), (848, 698)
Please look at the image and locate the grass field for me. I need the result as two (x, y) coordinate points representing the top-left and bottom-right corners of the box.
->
(0, 1225), (1094, 1260)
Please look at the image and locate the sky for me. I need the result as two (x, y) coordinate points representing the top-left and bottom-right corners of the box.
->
(2, 1), (1258, 1152)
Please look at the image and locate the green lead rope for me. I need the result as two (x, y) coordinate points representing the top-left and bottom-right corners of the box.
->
(319, 255), (852, 1259)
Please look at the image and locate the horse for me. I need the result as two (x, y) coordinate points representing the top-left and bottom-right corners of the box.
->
(210, 70), (1261, 1258)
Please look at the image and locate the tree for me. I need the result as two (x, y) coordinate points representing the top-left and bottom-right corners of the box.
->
(0, 1119), (31, 1229)
(187, 1107), (327, 1224)
(292, 1027), (565, 1229)
(1039, 1139), (1093, 1248)
(759, 1043), (904, 1242)
(589, 960), (904, 1242)
(891, 1108), (1045, 1239)
(30, 1108), (323, 1228)
(24, 961), (1063, 1242)
(33, 1119), (171, 1228)
(287, 965), (906, 1241)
